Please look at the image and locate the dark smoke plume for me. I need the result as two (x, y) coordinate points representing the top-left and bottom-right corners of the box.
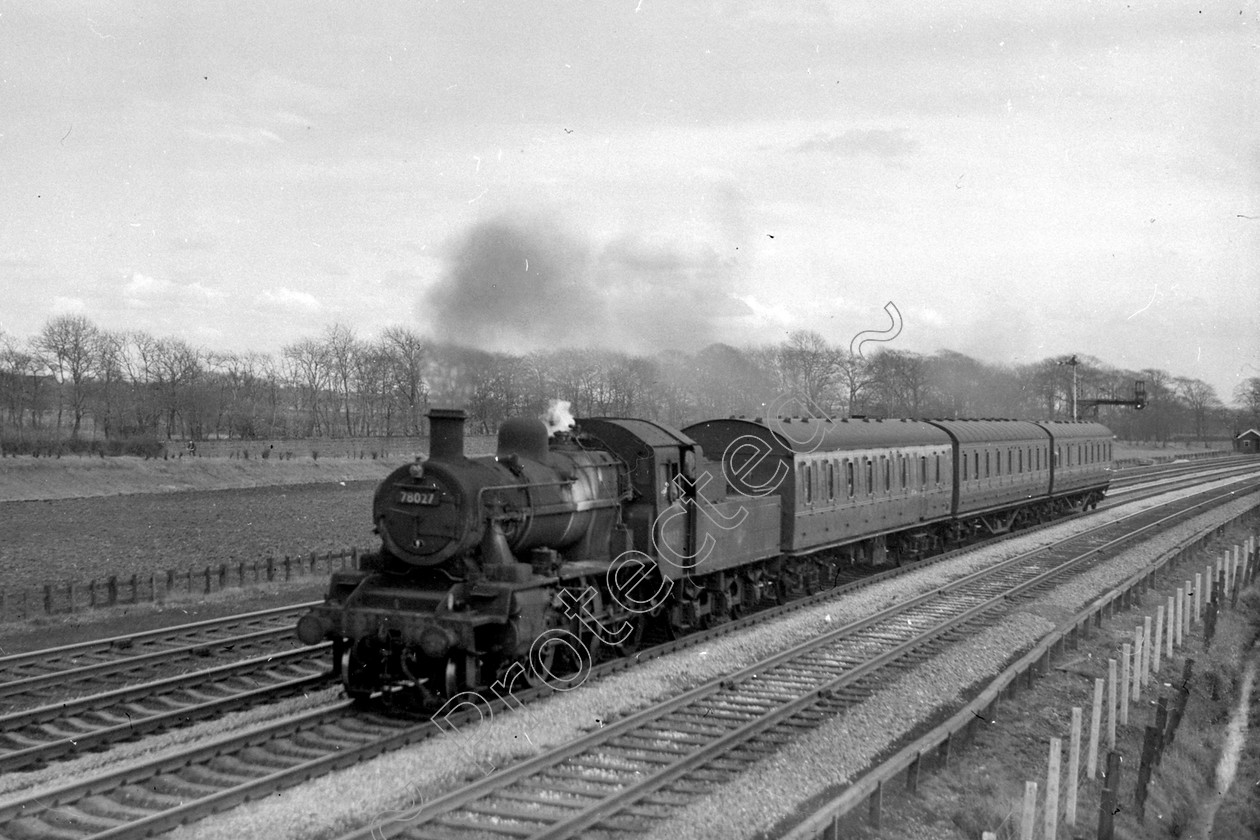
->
(420, 211), (753, 353)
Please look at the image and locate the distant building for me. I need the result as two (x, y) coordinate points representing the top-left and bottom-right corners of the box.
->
(1236, 429), (1260, 454)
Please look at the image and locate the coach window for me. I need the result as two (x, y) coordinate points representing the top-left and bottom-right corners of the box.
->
(1019, 449), (1024, 473)
(985, 451), (990, 478)
(883, 456), (891, 493)
(827, 461), (835, 500)
(973, 451), (980, 480)
(900, 456), (907, 489)
(866, 458), (874, 495)
(1055, 446), (1060, 467)
(935, 454), (941, 485)
(804, 464), (812, 504)
(846, 460), (855, 497)
(920, 456), (928, 488)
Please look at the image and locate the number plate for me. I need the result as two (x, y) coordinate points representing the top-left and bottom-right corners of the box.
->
(398, 489), (438, 506)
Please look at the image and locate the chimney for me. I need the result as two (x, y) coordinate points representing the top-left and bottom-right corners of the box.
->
(427, 408), (466, 459)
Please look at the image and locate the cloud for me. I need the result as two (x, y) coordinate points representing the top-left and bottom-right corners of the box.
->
(419, 212), (755, 354)
(256, 287), (322, 313)
(123, 272), (225, 310)
(794, 129), (919, 158)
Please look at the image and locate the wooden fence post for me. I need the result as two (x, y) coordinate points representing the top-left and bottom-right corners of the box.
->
(1153, 606), (1164, 673)
(107, 575), (118, 606)
(906, 751), (922, 794)
(1173, 588), (1182, 648)
(1088, 677), (1103, 779)
(1096, 751), (1118, 840)
(1194, 572), (1202, 624)
(1183, 582), (1191, 639)
(1165, 596), (1175, 658)
(1137, 725), (1159, 819)
(1107, 658), (1118, 750)
(1120, 645), (1131, 727)
(1133, 627), (1144, 702)
(1154, 696), (1169, 765)
(1044, 738), (1061, 840)
(1232, 556), (1241, 609)
(1066, 707), (1082, 828)
(1020, 781), (1037, 840)
(1205, 599), (1219, 647)
(1142, 615), (1153, 685)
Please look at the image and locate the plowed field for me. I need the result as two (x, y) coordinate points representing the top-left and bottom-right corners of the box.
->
(1, 480), (379, 592)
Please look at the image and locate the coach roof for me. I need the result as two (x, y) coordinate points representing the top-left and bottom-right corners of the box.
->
(683, 417), (951, 455)
(583, 417), (697, 450)
(1034, 420), (1114, 440)
(924, 418), (1049, 444)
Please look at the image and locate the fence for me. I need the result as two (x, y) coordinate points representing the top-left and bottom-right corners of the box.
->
(0, 547), (369, 624)
(158, 435), (498, 461)
(1112, 449), (1234, 469)
(783, 502), (1260, 840)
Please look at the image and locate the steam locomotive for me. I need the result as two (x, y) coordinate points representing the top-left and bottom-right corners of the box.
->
(296, 408), (1112, 700)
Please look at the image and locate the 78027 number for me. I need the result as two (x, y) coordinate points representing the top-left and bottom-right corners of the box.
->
(398, 490), (438, 505)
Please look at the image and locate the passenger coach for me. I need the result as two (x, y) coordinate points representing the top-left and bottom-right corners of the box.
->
(685, 417), (955, 565)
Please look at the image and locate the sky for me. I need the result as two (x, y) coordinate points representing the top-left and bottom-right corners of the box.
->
(1, 1), (1256, 402)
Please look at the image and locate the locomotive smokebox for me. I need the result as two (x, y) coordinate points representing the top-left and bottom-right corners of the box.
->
(428, 408), (466, 459)
(497, 417), (548, 461)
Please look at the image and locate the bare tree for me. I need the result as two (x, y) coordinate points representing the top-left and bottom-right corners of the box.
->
(323, 323), (361, 437)
(381, 326), (429, 435)
(1234, 377), (1260, 429)
(777, 330), (839, 410)
(1173, 377), (1221, 443)
(90, 329), (130, 439)
(835, 348), (876, 416)
(867, 350), (933, 416)
(34, 315), (98, 438)
(283, 337), (332, 436)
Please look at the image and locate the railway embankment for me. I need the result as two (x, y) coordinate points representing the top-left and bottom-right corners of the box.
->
(771, 503), (1260, 840)
(151, 477), (1260, 840)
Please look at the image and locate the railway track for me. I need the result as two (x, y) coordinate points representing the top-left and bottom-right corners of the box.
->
(333, 478), (1260, 840)
(0, 602), (318, 713)
(0, 644), (331, 773)
(2, 474), (1256, 840)
(1108, 456), (1257, 496)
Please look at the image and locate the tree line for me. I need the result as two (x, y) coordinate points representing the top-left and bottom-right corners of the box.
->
(1, 315), (1256, 450)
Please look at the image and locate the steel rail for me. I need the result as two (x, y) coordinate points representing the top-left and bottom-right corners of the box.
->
(0, 624), (309, 705)
(341, 478), (1260, 839)
(1, 474), (1256, 840)
(0, 644), (332, 772)
(0, 601), (319, 673)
